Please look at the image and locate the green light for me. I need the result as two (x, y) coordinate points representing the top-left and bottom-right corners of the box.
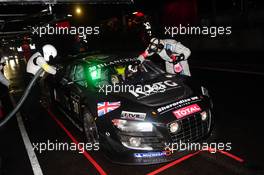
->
(89, 67), (101, 80)
(91, 70), (98, 79)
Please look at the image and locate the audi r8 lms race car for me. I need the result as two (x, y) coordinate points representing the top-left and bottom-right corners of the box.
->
(42, 53), (214, 164)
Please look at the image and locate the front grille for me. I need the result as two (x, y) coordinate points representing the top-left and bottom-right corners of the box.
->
(169, 113), (209, 143)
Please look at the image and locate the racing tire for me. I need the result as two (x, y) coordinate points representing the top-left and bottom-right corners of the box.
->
(83, 109), (99, 143)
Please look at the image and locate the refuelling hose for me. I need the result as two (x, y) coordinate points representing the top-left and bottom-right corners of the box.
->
(0, 68), (44, 128)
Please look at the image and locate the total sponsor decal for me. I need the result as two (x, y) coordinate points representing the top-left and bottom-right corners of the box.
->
(129, 80), (179, 98)
(121, 111), (146, 121)
(134, 151), (169, 158)
(157, 96), (200, 113)
(173, 104), (201, 119)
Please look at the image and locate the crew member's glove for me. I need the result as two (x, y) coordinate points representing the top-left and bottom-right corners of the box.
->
(128, 65), (138, 73)
(170, 54), (185, 64)
(36, 57), (56, 75)
(137, 50), (150, 63)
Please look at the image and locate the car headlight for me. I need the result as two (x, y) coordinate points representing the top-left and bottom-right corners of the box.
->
(112, 119), (153, 132)
(201, 86), (209, 97)
(112, 119), (155, 150)
(169, 122), (180, 133)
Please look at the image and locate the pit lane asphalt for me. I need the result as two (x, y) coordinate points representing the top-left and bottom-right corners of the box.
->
(0, 59), (263, 175)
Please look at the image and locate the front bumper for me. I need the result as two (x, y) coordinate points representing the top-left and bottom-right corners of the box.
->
(102, 109), (213, 165)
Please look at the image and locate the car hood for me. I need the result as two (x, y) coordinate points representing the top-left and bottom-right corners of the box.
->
(112, 75), (194, 107)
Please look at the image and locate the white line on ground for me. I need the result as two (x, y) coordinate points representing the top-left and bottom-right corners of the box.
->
(10, 95), (43, 175)
(191, 66), (264, 76)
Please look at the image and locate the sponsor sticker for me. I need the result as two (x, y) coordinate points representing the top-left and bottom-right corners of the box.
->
(97, 102), (121, 117)
(157, 96), (200, 113)
(96, 58), (138, 68)
(121, 111), (146, 121)
(134, 151), (167, 158)
(173, 104), (201, 119)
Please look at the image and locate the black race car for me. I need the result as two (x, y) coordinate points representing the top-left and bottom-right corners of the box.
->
(42, 53), (214, 164)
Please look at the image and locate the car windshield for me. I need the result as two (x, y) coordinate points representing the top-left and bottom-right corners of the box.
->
(87, 60), (163, 88)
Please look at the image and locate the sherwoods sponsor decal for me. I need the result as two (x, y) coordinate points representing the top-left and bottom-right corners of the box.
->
(157, 96), (199, 113)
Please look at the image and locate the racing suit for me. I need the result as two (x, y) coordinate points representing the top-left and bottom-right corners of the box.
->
(138, 38), (191, 76)
(24, 49), (56, 118)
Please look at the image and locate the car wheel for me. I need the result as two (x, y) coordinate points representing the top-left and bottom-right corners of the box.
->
(83, 109), (99, 143)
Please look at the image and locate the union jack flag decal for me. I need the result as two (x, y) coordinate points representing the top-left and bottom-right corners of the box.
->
(97, 102), (121, 117)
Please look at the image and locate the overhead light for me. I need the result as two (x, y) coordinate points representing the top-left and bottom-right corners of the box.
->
(67, 14), (72, 17)
(75, 7), (82, 15)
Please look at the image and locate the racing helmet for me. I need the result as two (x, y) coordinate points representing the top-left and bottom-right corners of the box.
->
(42, 44), (57, 61)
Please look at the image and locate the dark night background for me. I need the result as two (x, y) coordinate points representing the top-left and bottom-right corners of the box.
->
(1, 0), (264, 56)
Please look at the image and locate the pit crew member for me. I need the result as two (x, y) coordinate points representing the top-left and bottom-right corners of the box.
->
(138, 38), (191, 76)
